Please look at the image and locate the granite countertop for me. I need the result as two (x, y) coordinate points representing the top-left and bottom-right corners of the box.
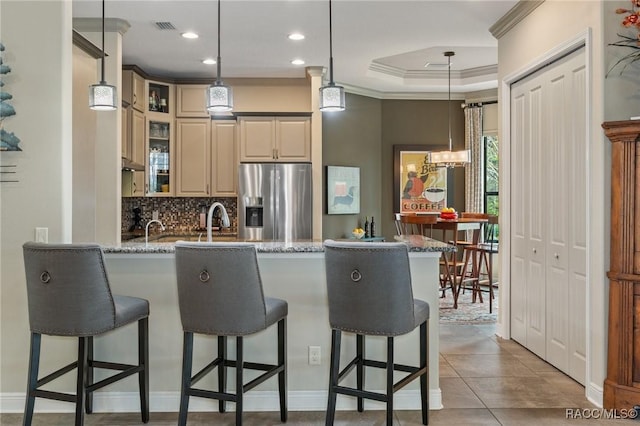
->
(103, 235), (453, 254)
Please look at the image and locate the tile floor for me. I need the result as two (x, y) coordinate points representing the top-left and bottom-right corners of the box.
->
(3, 323), (637, 425)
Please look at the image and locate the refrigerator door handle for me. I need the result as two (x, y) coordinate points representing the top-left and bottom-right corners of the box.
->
(273, 168), (279, 239)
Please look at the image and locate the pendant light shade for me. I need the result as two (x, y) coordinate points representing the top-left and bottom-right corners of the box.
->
(429, 51), (470, 167)
(89, 0), (117, 111)
(319, 0), (345, 111)
(206, 0), (233, 113)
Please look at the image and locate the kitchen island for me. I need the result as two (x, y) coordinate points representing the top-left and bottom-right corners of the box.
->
(96, 237), (451, 414)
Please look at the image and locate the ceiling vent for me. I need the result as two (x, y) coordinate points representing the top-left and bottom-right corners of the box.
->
(155, 22), (176, 30)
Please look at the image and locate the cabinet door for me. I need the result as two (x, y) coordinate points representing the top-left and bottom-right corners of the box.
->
(123, 71), (145, 112)
(131, 110), (145, 166)
(211, 120), (237, 196)
(276, 117), (310, 161)
(121, 105), (130, 158)
(176, 85), (209, 118)
(240, 117), (276, 161)
(146, 119), (173, 196)
(176, 119), (211, 196)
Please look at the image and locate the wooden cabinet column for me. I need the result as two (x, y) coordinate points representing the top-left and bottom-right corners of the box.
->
(603, 119), (640, 410)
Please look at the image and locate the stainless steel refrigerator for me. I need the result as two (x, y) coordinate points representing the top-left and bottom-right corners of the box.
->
(238, 163), (312, 241)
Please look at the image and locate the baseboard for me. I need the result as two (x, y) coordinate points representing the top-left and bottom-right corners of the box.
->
(1, 389), (443, 413)
(586, 381), (603, 408)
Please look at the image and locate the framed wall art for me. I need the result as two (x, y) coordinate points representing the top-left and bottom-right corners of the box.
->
(393, 145), (448, 214)
(326, 165), (360, 215)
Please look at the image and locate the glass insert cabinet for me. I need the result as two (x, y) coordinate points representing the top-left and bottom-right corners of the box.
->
(146, 119), (173, 196)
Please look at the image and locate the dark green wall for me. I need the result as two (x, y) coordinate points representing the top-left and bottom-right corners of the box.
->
(322, 93), (465, 241)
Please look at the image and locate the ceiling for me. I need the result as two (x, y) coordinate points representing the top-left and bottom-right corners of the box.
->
(72, 0), (518, 99)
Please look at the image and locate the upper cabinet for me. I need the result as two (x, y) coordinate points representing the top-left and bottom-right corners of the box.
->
(211, 120), (238, 196)
(147, 80), (173, 116)
(176, 118), (211, 197)
(176, 84), (210, 118)
(146, 119), (174, 196)
(122, 70), (145, 112)
(239, 116), (310, 162)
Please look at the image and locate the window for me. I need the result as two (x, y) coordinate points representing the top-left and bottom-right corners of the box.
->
(483, 134), (499, 240)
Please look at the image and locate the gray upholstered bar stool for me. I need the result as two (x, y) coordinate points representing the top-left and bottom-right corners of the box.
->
(22, 242), (149, 426)
(323, 240), (429, 426)
(174, 242), (287, 426)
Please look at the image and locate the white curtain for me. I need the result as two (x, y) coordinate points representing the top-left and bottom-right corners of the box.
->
(464, 105), (483, 213)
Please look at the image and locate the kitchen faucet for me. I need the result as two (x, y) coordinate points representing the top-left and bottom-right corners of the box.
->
(145, 219), (165, 246)
(207, 202), (230, 242)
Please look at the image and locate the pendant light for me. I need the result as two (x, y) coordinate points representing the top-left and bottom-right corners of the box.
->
(206, 0), (233, 113)
(88, 0), (117, 111)
(319, 0), (345, 111)
(429, 51), (470, 167)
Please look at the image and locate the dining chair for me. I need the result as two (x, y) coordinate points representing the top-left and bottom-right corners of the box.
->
(459, 215), (498, 312)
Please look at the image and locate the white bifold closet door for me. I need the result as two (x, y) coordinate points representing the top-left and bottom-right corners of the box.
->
(510, 46), (587, 385)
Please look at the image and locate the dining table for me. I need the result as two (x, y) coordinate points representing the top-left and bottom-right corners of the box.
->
(397, 214), (488, 308)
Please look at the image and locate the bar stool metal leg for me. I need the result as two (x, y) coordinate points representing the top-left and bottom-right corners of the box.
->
(386, 337), (394, 426)
(326, 329), (341, 426)
(356, 334), (365, 412)
(138, 318), (149, 423)
(75, 337), (88, 426)
(420, 321), (429, 425)
(23, 333), (41, 426)
(236, 336), (244, 426)
(278, 318), (287, 422)
(218, 336), (227, 413)
(85, 336), (93, 415)
(178, 332), (193, 426)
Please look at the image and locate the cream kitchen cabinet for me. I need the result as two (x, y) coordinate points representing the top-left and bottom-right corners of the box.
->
(239, 116), (310, 162)
(176, 119), (211, 196)
(175, 118), (238, 197)
(146, 119), (173, 196)
(211, 120), (237, 196)
(131, 110), (146, 196)
(147, 80), (173, 116)
(122, 70), (145, 112)
(121, 104), (130, 158)
(176, 84), (210, 118)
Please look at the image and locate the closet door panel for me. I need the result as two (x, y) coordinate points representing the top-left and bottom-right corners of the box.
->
(545, 72), (569, 373)
(526, 84), (546, 358)
(511, 91), (528, 344)
(567, 58), (587, 385)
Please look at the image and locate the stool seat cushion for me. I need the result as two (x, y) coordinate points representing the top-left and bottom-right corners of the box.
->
(265, 297), (288, 328)
(413, 299), (430, 328)
(114, 295), (150, 328)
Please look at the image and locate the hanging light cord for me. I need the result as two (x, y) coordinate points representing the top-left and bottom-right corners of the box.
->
(100, 0), (106, 83)
(216, 0), (222, 85)
(447, 53), (452, 151)
(328, 0), (335, 85)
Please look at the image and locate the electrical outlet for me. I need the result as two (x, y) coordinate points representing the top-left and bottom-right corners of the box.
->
(35, 227), (48, 243)
(152, 210), (159, 220)
(308, 346), (321, 365)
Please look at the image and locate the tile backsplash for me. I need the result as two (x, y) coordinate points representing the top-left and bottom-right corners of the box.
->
(122, 197), (237, 234)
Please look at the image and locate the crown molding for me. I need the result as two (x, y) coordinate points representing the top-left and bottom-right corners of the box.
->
(489, 0), (545, 39)
(72, 30), (102, 59)
(73, 18), (131, 36)
(341, 82), (468, 101)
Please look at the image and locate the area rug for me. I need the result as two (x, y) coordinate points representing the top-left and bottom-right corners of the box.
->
(439, 287), (498, 324)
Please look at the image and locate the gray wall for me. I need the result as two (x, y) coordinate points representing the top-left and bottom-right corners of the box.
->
(322, 93), (383, 239)
(322, 94), (466, 241)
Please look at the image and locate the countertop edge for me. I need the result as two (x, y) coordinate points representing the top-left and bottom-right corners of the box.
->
(102, 237), (453, 254)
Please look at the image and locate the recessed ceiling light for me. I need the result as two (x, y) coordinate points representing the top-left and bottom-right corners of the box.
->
(202, 58), (216, 65)
(288, 33), (305, 41)
(291, 59), (305, 65)
(181, 32), (199, 39)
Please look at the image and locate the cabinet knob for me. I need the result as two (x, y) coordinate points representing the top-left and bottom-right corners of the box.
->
(533, 248), (537, 254)
(554, 253), (559, 259)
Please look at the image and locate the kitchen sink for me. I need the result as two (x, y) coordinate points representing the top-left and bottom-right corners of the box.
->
(148, 234), (237, 243)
